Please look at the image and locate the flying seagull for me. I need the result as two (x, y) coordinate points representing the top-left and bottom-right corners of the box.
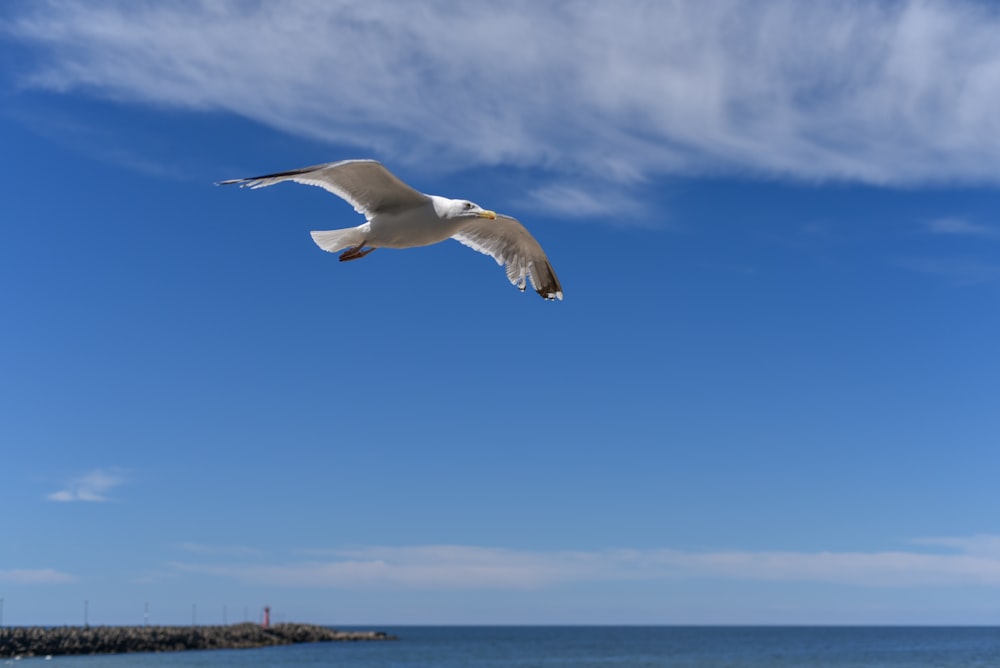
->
(218, 159), (563, 300)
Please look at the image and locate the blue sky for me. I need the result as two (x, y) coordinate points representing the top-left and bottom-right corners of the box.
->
(2, 0), (1000, 626)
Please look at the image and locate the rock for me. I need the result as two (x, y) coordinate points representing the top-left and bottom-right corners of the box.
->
(0, 623), (396, 657)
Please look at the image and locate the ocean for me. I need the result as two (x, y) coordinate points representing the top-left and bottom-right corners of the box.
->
(9, 626), (1000, 668)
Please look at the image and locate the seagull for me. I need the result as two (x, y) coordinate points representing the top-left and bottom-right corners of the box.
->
(218, 159), (563, 300)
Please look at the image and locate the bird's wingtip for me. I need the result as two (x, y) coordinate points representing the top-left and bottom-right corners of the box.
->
(537, 288), (564, 301)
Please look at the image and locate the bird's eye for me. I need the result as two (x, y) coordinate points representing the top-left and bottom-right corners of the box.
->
(464, 202), (473, 210)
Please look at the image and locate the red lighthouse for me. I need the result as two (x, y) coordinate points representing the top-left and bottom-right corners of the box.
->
(262, 606), (270, 629)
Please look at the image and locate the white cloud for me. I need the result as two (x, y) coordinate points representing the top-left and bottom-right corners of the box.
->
(171, 545), (582, 589)
(176, 542), (261, 557)
(895, 256), (1000, 285)
(6, 0), (1000, 195)
(926, 218), (998, 237)
(912, 534), (1000, 558)
(525, 183), (650, 224)
(0, 568), (76, 584)
(47, 468), (126, 502)
(168, 537), (1000, 590)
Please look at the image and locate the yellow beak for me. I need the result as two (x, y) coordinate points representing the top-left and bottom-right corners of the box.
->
(478, 210), (497, 220)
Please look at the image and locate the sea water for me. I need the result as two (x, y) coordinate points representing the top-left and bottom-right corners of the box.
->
(10, 626), (1000, 668)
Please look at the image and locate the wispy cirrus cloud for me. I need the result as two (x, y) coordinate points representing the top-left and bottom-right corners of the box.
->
(895, 256), (1000, 285)
(912, 534), (1000, 557)
(5, 0), (1000, 202)
(47, 468), (126, 502)
(0, 568), (76, 584)
(524, 183), (651, 225)
(167, 537), (1000, 590)
(899, 217), (1000, 283)
(925, 218), (999, 238)
(176, 542), (262, 557)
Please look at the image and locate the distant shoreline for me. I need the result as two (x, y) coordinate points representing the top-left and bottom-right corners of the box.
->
(0, 622), (396, 658)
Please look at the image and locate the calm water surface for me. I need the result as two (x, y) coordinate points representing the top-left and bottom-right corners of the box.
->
(11, 627), (1000, 668)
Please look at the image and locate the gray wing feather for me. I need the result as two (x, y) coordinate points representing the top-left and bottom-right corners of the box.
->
(452, 215), (563, 301)
(217, 159), (431, 218)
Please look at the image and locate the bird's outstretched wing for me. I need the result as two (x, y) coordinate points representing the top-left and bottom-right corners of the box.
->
(217, 159), (431, 218)
(452, 215), (563, 300)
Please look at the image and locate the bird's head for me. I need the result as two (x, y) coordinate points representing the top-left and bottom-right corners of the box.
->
(447, 198), (497, 220)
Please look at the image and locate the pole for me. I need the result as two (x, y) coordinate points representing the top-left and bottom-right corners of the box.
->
(84, 600), (89, 627)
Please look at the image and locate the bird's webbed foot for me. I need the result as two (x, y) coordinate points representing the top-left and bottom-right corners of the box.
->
(339, 242), (377, 262)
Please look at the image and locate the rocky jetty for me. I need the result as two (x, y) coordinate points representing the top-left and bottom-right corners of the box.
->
(0, 622), (395, 658)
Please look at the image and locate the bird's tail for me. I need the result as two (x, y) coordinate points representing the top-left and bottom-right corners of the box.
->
(310, 227), (366, 253)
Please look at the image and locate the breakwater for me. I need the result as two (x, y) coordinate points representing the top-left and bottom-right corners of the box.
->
(0, 622), (395, 657)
